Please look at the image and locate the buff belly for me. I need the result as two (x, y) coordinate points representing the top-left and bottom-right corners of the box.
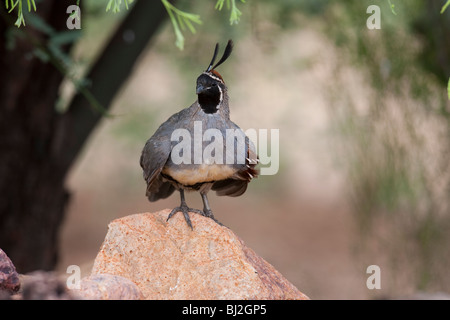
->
(162, 164), (237, 186)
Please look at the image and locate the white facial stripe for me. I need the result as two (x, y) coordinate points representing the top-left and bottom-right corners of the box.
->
(217, 85), (223, 108)
(203, 72), (224, 84)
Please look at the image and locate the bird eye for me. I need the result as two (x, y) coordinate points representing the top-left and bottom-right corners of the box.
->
(211, 83), (217, 87)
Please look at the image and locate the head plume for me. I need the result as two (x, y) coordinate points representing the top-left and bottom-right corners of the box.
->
(206, 40), (234, 72)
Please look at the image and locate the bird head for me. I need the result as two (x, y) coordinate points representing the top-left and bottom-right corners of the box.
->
(196, 40), (233, 114)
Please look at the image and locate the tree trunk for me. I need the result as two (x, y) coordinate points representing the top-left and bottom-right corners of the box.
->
(0, 1), (71, 273)
(0, 0), (168, 272)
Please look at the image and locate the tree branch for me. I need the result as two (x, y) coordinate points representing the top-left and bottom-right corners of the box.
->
(54, 0), (171, 171)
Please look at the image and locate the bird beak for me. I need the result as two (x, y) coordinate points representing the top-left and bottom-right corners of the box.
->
(196, 84), (205, 95)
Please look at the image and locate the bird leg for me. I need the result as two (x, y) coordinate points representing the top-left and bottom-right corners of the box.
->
(166, 189), (203, 229)
(200, 192), (223, 226)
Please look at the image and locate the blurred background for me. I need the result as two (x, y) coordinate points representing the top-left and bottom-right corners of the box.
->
(1, 0), (450, 299)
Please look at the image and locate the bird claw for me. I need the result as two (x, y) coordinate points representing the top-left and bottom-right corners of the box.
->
(202, 209), (214, 218)
(202, 209), (224, 226)
(167, 205), (203, 230)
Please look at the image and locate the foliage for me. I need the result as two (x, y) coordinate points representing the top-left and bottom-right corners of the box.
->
(388, 0), (450, 15)
(2, 0), (247, 114)
(446, 0), (450, 101)
(215, 0), (245, 25)
(4, 0), (246, 50)
(105, 0), (134, 13)
(387, 0), (397, 15)
(5, 0), (36, 27)
(448, 78), (450, 100)
(314, 0), (450, 293)
(161, 0), (202, 50)
(442, 0), (450, 13)
(162, 0), (245, 49)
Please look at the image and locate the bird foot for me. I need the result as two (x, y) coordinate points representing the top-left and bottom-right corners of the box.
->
(167, 205), (204, 230)
(202, 209), (224, 226)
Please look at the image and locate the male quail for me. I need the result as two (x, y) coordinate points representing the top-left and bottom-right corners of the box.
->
(140, 40), (258, 229)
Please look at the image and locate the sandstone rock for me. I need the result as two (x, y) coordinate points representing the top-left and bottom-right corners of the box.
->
(91, 210), (309, 300)
(77, 274), (144, 300)
(0, 248), (20, 295)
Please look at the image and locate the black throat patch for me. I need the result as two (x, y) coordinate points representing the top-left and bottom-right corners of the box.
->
(198, 86), (221, 114)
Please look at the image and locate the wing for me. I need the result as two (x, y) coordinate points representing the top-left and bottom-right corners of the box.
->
(140, 110), (188, 201)
(140, 136), (175, 201)
(211, 127), (259, 197)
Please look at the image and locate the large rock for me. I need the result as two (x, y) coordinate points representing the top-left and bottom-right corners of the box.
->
(0, 249), (20, 295)
(77, 274), (144, 300)
(91, 210), (309, 300)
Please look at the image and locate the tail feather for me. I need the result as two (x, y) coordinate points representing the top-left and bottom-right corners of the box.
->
(212, 179), (248, 197)
(147, 179), (175, 202)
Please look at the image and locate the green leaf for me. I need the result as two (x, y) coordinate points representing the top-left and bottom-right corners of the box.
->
(6, 0), (19, 13)
(161, 0), (202, 50)
(26, 13), (55, 35)
(215, 0), (225, 11)
(441, 0), (450, 13)
(183, 16), (197, 34)
(32, 47), (50, 63)
(50, 30), (82, 46)
(105, 0), (134, 13)
(447, 77), (450, 100)
(14, 0), (24, 27)
(229, 0), (242, 25)
(388, 0), (397, 15)
(27, 0), (36, 12)
(215, 0), (246, 25)
(6, 0), (37, 27)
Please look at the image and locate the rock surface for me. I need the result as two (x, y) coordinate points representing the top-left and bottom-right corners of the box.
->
(77, 274), (144, 300)
(0, 249), (20, 295)
(91, 210), (309, 300)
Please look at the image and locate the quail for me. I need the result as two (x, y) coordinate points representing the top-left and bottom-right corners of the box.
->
(140, 40), (258, 229)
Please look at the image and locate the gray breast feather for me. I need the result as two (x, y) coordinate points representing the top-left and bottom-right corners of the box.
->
(140, 104), (258, 199)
